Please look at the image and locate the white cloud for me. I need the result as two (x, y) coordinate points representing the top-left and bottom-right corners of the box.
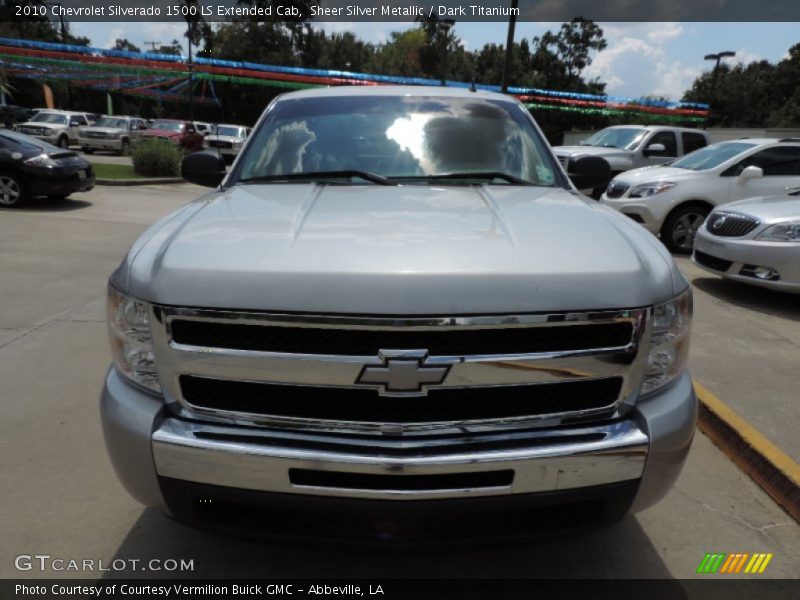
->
(584, 36), (664, 94)
(651, 62), (702, 98)
(646, 23), (684, 44)
(105, 27), (124, 49)
(733, 47), (762, 65)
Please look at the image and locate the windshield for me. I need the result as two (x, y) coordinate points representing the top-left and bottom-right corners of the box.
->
(581, 127), (647, 150)
(150, 120), (183, 132)
(235, 95), (558, 186)
(31, 112), (68, 125)
(671, 142), (757, 171)
(216, 126), (243, 137)
(95, 117), (129, 129)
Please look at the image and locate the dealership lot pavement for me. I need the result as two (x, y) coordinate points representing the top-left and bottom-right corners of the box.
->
(0, 185), (797, 579)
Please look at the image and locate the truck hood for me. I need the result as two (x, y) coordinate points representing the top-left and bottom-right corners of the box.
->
(553, 146), (631, 159)
(120, 184), (683, 314)
(719, 195), (800, 222)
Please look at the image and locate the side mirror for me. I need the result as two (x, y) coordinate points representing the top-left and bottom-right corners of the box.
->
(182, 151), (227, 188)
(568, 155), (611, 190)
(739, 165), (763, 182)
(643, 143), (666, 157)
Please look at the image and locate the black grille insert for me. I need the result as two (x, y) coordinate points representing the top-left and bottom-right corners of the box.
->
(179, 376), (623, 423)
(694, 250), (733, 272)
(289, 469), (514, 491)
(606, 181), (630, 199)
(170, 320), (634, 356)
(706, 212), (760, 237)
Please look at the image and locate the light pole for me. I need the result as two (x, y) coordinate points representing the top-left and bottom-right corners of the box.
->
(437, 18), (455, 86)
(501, 0), (519, 93)
(703, 51), (735, 119)
(47, 2), (72, 108)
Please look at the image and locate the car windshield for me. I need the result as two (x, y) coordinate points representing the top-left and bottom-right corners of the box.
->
(580, 127), (647, 150)
(31, 112), (68, 125)
(671, 142), (757, 170)
(235, 95), (557, 186)
(150, 120), (183, 132)
(216, 126), (243, 137)
(95, 117), (129, 128)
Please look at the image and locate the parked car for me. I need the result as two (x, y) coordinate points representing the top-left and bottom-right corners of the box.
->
(600, 138), (800, 252)
(140, 119), (204, 152)
(101, 86), (696, 542)
(79, 116), (148, 155)
(202, 124), (251, 163)
(693, 193), (800, 293)
(15, 110), (93, 148)
(0, 104), (33, 129)
(193, 121), (213, 136)
(554, 125), (710, 197)
(0, 129), (94, 207)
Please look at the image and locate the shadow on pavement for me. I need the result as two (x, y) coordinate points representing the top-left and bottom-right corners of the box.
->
(692, 277), (800, 322)
(2, 198), (93, 212)
(102, 508), (676, 579)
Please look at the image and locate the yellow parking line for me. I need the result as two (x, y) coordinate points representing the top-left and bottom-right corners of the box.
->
(693, 380), (800, 487)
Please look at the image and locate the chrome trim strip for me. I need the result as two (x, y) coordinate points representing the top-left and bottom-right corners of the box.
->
(149, 306), (650, 434)
(152, 418), (649, 500)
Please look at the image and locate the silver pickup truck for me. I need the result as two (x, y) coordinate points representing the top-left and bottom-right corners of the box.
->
(101, 87), (696, 542)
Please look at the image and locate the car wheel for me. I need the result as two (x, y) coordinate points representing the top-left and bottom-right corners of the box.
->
(83, 147), (94, 154)
(58, 135), (69, 149)
(661, 204), (710, 254)
(120, 139), (130, 155)
(0, 172), (27, 207)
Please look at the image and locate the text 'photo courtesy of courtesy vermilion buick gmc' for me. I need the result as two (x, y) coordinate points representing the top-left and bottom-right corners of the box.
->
(101, 86), (696, 543)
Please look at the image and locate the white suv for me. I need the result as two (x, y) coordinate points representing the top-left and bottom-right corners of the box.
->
(600, 139), (800, 252)
(15, 110), (93, 148)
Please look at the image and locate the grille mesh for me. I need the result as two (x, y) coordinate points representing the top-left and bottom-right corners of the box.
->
(170, 320), (633, 356)
(694, 250), (733, 272)
(706, 212), (760, 238)
(605, 181), (631, 199)
(179, 375), (623, 423)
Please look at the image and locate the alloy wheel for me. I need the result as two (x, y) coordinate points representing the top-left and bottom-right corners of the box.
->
(0, 175), (22, 206)
(672, 212), (706, 250)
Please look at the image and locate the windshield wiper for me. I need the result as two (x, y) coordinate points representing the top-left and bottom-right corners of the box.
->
(239, 170), (397, 186)
(392, 172), (534, 185)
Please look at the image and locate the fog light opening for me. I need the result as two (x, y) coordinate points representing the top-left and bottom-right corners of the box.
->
(739, 265), (780, 281)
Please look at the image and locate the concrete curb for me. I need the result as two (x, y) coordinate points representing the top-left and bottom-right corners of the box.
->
(694, 380), (800, 522)
(95, 178), (183, 186)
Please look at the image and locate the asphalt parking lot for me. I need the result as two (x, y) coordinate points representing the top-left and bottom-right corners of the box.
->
(0, 185), (798, 579)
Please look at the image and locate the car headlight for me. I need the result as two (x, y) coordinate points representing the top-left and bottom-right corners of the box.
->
(755, 222), (800, 242)
(629, 181), (676, 198)
(107, 285), (161, 393)
(642, 288), (692, 394)
(23, 154), (58, 168)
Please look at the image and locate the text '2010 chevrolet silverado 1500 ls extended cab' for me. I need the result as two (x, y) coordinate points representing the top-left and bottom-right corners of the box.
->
(101, 86), (697, 543)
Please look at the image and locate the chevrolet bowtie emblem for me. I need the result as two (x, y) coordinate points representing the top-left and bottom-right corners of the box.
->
(355, 350), (450, 396)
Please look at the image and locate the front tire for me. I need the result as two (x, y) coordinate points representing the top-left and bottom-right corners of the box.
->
(58, 135), (69, 149)
(661, 203), (710, 254)
(119, 138), (130, 155)
(0, 172), (27, 207)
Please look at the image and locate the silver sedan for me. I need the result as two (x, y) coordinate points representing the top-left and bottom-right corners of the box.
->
(693, 194), (800, 293)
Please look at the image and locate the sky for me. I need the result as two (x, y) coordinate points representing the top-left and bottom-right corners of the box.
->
(70, 21), (799, 101)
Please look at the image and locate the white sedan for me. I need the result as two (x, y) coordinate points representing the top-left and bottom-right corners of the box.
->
(693, 194), (800, 293)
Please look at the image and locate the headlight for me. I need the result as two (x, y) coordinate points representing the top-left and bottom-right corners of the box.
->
(23, 154), (58, 168)
(107, 285), (161, 393)
(642, 289), (692, 394)
(629, 181), (676, 198)
(755, 222), (800, 242)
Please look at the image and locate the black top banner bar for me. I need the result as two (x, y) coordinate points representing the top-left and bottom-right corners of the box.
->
(4, 0), (800, 22)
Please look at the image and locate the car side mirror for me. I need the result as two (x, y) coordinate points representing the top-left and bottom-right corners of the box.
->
(567, 156), (611, 190)
(643, 143), (666, 157)
(739, 165), (763, 182)
(182, 151), (227, 188)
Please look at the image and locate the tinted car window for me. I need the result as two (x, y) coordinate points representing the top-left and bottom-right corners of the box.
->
(682, 132), (708, 154)
(647, 131), (678, 157)
(723, 146), (800, 176)
(671, 142), (756, 171)
(236, 95), (558, 186)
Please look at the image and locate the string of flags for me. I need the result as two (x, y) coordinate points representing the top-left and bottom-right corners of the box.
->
(0, 36), (708, 122)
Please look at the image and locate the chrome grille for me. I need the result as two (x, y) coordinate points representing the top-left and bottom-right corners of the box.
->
(150, 307), (651, 435)
(606, 181), (631, 199)
(706, 211), (760, 237)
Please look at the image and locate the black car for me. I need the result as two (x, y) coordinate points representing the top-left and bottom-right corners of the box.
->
(0, 104), (32, 129)
(0, 129), (95, 207)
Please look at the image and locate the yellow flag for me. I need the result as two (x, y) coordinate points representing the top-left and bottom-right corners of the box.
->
(43, 84), (54, 109)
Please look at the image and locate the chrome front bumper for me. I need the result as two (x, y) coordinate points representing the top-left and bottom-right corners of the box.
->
(152, 418), (648, 501)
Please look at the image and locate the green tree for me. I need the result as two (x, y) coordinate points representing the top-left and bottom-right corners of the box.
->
(112, 39), (141, 53)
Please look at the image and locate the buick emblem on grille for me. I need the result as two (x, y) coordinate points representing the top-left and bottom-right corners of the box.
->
(355, 350), (450, 395)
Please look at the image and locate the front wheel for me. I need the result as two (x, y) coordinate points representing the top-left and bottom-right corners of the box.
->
(119, 138), (130, 155)
(0, 172), (27, 207)
(661, 204), (710, 254)
(58, 135), (69, 149)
